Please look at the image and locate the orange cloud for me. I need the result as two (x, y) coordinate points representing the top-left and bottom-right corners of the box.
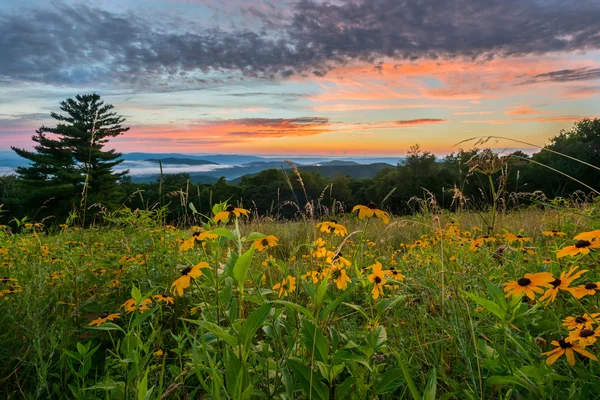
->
(504, 106), (546, 116)
(394, 119), (448, 125)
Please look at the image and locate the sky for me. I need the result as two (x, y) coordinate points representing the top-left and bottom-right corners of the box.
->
(1, 0), (599, 157)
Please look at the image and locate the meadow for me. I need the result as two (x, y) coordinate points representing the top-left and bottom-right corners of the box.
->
(1, 200), (600, 399)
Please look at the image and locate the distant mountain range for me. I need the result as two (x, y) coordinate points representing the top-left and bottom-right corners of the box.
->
(0, 151), (402, 183)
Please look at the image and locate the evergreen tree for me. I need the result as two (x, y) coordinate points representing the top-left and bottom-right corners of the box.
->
(11, 93), (129, 220)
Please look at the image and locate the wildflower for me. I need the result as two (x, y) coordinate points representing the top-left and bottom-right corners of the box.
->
(368, 261), (388, 300)
(542, 339), (597, 366)
(171, 262), (210, 297)
(563, 313), (600, 331)
(214, 204), (250, 223)
(503, 272), (555, 300)
(352, 202), (389, 224)
(570, 281), (600, 299)
(303, 270), (321, 283)
(326, 251), (351, 268)
(273, 275), (296, 297)
(255, 235), (278, 252)
(566, 327), (600, 348)
(0, 277), (17, 283)
(543, 230), (566, 237)
(122, 298), (152, 313)
(329, 264), (351, 290)
(154, 349), (164, 357)
(557, 239), (600, 258)
(539, 266), (587, 303)
(574, 230), (600, 242)
(469, 238), (484, 251)
(88, 313), (120, 327)
(317, 221), (348, 237)
(153, 293), (175, 305)
(505, 233), (531, 244)
(262, 255), (278, 268)
(385, 266), (405, 281)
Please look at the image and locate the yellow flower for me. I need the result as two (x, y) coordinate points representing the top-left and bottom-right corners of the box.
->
(368, 261), (388, 300)
(273, 275), (296, 297)
(214, 204), (250, 223)
(303, 270), (322, 283)
(326, 251), (351, 268)
(543, 230), (566, 237)
(566, 327), (600, 348)
(574, 230), (600, 242)
(557, 239), (600, 258)
(88, 313), (120, 327)
(316, 221), (348, 237)
(255, 235), (278, 251)
(122, 298), (152, 313)
(262, 255), (278, 268)
(503, 272), (554, 300)
(570, 281), (600, 299)
(153, 293), (175, 305)
(328, 264), (351, 290)
(542, 339), (597, 366)
(154, 349), (164, 357)
(563, 313), (600, 331)
(352, 202), (389, 224)
(539, 265), (587, 303)
(171, 262), (210, 297)
(385, 266), (405, 281)
(505, 233), (531, 244)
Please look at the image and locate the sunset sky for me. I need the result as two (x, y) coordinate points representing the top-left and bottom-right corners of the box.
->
(1, 0), (599, 156)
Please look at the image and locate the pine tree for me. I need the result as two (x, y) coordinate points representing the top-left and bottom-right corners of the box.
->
(12, 93), (129, 220)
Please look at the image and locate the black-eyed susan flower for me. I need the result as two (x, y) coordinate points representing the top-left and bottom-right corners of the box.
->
(574, 230), (600, 242)
(262, 255), (278, 268)
(557, 239), (600, 258)
(352, 202), (390, 224)
(542, 339), (597, 366)
(122, 298), (152, 313)
(255, 235), (278, 251)
(312, 238), (327, 258)
(539, 265), (587, 303)
(570, 281), (600, 299)
(385, 266), (405, 281)
(153, 293), (175, 305)
(214, 204), (250, 223)
(503, 272), (554, 300)
(273, 275), (296, 297)
(328, 264), (351, 290)
(171, 262), (210, 297)
(505, 233), (531, 244)
(543, 230), (566, 237)
(316, 221), (348, 237)
(303, 270), (321, 283)
(563, 313), (600, 331)
(368, 261), (388, 300)
(0, 277), (17, 283)
(88, 313), (120, 327)
(326, 251), (351, 268)
(154, 349), (164, 357)
(566, 327), (600, 347)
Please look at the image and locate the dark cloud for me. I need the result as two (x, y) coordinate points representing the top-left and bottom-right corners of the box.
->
(394, 119), (447, 125)
(2, 1), (600, 85)
(521, 67), (600, 84)
(220, 117), (330, 137)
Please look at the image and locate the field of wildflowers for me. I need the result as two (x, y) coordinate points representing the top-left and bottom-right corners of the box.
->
(1, 200), (600, 399)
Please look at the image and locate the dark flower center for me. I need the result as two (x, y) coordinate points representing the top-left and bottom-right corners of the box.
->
(192, 231), (201, 237)
(584, 282), (598, 290)
(181, 267), (192, 276)
(330, 219), (338, 224)
(517, 277), (531, 286)
(374, 276), (382, 284)
(101, 312), (109, 318)
(575, 316), (587, 323)
(368, 202), (377, 209)
(516, 235), (523, 239)
(549, 279), (561, 288)
(575, 240), (591, 248)
(558, 339), (572, 349)
(261, 238), (269, 246)
(161, 293), (169, 298)
(580, 329), (594, 338)
(226, 204), (235, 212)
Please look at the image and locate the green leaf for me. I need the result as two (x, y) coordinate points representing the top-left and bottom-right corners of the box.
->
(301, 320), (329, 363)
(374, 368), (404, 394)
(245, 232), (266, 241)
(201, 321), (238, 348)
(335, 376), (355, 400)
(86, 322), (125, 333)
(212, 227), (237, 241)
(321, 288), (352, 321)
(131, 308), (157, 329)
(287, 358), (329, 400)
(423, 368), (437, 400)
(239, 303), (272, 348)
(131, 284), (142, 303)
(137, 371), (148, 400)
(233, 244), (255, 285)
(461, 290), (505, 321)
(212, 200), (228, 217)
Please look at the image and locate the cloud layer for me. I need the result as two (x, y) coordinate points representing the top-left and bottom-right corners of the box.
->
(2, 0), (600, 85)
